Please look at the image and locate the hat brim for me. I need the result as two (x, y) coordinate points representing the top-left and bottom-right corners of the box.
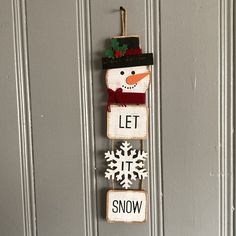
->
(102, 53), (153, 69)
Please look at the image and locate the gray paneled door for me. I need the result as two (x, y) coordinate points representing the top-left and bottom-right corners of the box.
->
(0, 0), (235, 236)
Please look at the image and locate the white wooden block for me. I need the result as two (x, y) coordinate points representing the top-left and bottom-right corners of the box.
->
(107, 105), (148, 139)
(106, 190), (147, 223)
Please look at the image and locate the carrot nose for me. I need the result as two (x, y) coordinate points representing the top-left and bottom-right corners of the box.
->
(126, 72), (150, 85)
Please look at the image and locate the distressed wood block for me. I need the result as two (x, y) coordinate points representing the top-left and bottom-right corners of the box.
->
(107, 105), (148, 139)
(106, 190), (147, 223)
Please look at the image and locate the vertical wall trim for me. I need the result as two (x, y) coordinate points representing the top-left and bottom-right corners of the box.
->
(76, 0), (98, 236)
(146, 0), (164, 236)
(12, 0), (37, 236)
(219, 0), (235, 235)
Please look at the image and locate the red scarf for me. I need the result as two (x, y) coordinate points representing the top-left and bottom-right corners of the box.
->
(107, 88), (146, 112)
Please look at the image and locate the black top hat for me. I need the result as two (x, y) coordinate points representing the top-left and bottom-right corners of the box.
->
(102, 36), (153, 69)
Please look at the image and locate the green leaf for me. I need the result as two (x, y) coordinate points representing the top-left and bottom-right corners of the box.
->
(111, 38), (119, 50)
(105, 49), (114, 58)
(119, 44), (128, 55)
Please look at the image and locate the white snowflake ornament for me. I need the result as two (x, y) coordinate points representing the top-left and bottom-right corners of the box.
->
(105, 141), (148, 189)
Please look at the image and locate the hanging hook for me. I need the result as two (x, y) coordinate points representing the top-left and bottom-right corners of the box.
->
(120, 6), (127, 36)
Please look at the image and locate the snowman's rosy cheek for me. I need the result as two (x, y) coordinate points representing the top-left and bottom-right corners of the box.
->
(116, 81), (122, 87)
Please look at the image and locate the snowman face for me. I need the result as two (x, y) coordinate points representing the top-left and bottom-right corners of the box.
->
(105, 66), (150, 93)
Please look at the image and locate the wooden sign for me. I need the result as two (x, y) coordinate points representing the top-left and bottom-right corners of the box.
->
(101, 10), (154, 224)
(107, 105), (148, 139)
(106, 190), (147, 223)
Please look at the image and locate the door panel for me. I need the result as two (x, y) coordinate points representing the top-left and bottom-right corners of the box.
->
(161, 1), (219, 235)
(91, 1), (152, 236)
(26, 1), (86, 236)
(0, 0), (234, 236)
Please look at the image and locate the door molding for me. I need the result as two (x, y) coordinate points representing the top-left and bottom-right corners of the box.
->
(219, 0), (235, 236)
(12, 0), (37, 236)
(145, 0), (164, 236)
(76, 1), (98, 236)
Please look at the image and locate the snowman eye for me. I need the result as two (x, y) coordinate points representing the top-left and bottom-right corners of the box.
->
(131, 71), (135, 75)
(120, 71), (124, 75)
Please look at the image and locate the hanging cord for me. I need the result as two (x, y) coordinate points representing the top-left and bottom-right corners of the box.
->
(111, 139), (115, 190)
(139, 140), (144, 190)
(120, 6), (127, 36)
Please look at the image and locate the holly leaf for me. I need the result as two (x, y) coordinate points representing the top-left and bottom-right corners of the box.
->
(105, 49), (114, 58)
(111, 38), (119, 50)
(119, 44), (128, 55)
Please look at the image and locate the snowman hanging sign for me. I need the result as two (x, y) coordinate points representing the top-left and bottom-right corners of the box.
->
(103, 36), (153, 139)
(101, 7), (154, 223)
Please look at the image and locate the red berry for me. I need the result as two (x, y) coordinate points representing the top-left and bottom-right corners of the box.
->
(115, 50), (122, 58)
